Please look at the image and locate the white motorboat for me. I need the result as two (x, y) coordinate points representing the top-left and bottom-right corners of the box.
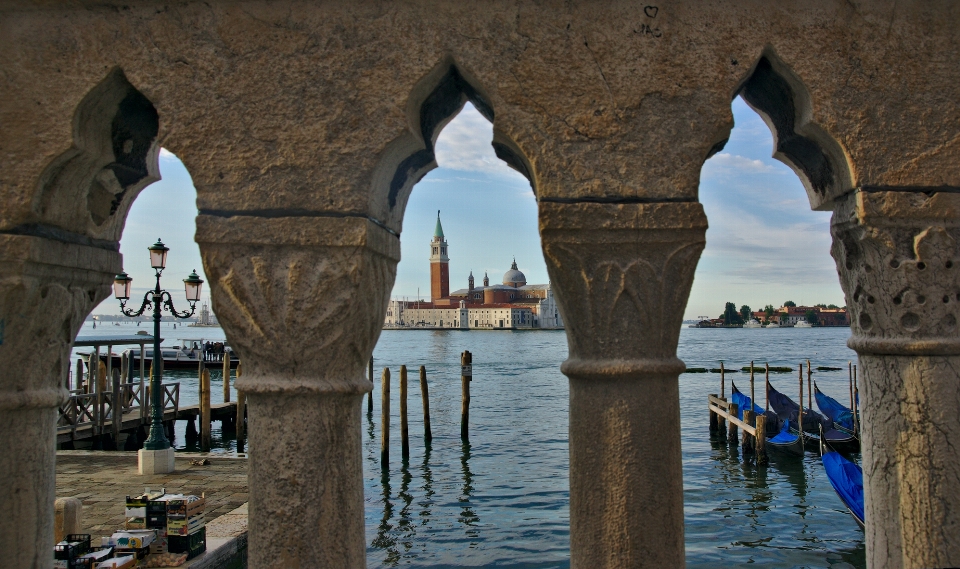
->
(765, 321), (780, 328)
(795, 321), (814, 328)
(744, 319), (762, 328)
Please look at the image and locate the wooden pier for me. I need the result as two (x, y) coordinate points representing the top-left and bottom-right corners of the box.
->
(61, 335), (244, 450)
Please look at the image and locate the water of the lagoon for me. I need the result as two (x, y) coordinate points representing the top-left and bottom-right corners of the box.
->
(73, 322), (865, 568)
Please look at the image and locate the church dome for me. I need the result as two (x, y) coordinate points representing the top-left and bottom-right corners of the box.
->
(502, 258), (526, 287)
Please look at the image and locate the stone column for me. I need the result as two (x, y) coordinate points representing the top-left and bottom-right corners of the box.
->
(0, 234), (118, 568)
(540, 202), (707, 568)
(197, 214), (398, 569)
(832, 190), (960, 569)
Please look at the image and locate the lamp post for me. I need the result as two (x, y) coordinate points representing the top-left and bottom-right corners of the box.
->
(114, 238), (203, 473)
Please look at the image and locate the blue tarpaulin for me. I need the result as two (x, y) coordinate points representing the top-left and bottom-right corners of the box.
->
(822, 450), (865, 524)
(767, 382), (831, 433)
(814, 382), (856, 431)
(768, 420), (800, 444)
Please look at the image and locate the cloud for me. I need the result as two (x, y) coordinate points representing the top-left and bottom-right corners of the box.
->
(159, 147), (177, 159)
(704, 152), (779, 174)
(699, 205), (835, 284)
(433, 104), (521, 178)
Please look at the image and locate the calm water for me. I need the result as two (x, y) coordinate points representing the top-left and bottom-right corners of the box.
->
(73, 322), (865, 568)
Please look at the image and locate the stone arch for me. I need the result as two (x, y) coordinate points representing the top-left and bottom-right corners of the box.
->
(33, 67), (160, 243)
(732, 49), (853, 211)
(368, 57), (535, 232)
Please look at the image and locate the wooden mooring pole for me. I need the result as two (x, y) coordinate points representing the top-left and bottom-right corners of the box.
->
(201, 368), (212, 452)
(755, 413), (768, 465)
(848, 361), (854, 415)
(223, 354), (231, 403)
(853, 364), (860, 436)
(727, 401), (739, 442)
(806, 358), (812, 411)
(400, 365), (409, 462)
(765, 363), (770, 413)
(368, 358), (374, 414)
(112, 355), (122, 450)
(381, 367), (390, 466)
(236, 362), (246, 451)
(742, 409), (755, 454)
(420, 366), (432, 442)
(709, 393), (719, 433)
(717, 364), (726, 438)
(461, 351), (472, 441)
(75, 358), (83, 392)
(798, 363), (804, 444)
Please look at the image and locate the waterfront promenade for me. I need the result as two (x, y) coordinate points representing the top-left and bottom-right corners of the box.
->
(55, 451), (248, 564)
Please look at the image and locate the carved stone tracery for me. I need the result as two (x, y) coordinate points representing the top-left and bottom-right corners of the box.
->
(832, 191), (960, 354)
(540, 201), (707, 370)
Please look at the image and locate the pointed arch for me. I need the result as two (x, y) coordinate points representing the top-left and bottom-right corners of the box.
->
(735, 50), (852, 211)
(369, 57), (535, 233)
(32, 67), (160, 244)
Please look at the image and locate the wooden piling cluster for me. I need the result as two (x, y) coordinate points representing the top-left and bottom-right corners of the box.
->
(461, 351), (472, 441)
(709, 394), (765, 464)
(375, 352), (474, 468)
(709, 360), (771, 464)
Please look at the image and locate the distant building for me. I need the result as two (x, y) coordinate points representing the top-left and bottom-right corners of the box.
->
(384, 212), (564, 329)
(772, 305), (849, 326)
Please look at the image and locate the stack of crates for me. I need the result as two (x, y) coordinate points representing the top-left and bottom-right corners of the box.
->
(167, 495), (206, 559)
(123, 488), (164, 531)
(54, 534), (90, 568)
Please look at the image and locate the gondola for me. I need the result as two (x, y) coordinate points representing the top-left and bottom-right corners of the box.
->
(766, 380), (829, 433)
(819, 426), (865, 529)
(730, 382), (779, 436)
(767, 419), (805, 456)
(767, 380), (857, 452)
(813, 382), (861, 453)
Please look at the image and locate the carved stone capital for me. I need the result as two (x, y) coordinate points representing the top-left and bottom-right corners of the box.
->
(832, 191), (960, 355)
(0, 234), (119, 394)
(539, 202), (707, 371)
(196, 215), (399, 394)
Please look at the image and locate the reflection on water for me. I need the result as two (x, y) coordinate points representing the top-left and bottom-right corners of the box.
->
(365, 328), (868, 568)
(459, 441), (479, 540)
(419, 443), (435, 525)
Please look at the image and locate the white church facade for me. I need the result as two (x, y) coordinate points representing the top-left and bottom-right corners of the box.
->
(384, 213), (564, 330)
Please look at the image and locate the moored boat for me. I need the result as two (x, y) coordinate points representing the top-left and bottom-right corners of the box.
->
(814, 381), (860, 452)
(819, 426), (865, 528)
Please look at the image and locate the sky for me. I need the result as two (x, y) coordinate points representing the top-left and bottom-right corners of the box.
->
(94, 97), (845, 320)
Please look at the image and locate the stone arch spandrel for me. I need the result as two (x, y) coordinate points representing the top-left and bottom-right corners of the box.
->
(735, 50), (853, 211)
(368, 56), (536, 233)
(30, 67), (161, 244)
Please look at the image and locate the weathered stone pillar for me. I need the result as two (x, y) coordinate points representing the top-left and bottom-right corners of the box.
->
(540, 202), (707, 568)
(197, 214), (398, 569)
(0, 234), (118, 568)
(832, 190), (960, 569)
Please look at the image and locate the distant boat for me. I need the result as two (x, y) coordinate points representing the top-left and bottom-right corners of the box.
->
(765, 321), (779, 328)
(795, 321), (814, 328)
(744, 319), (762, 328)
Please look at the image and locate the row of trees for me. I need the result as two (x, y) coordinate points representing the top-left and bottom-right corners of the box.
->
(718, 301), (843, 326)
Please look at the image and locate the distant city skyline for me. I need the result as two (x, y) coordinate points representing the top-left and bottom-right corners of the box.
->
(94, 97), (845, 321)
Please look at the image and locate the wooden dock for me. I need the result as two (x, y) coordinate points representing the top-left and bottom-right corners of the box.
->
(57, 400), (238, 446)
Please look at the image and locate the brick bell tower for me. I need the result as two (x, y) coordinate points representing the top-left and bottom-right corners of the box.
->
(430, 210), (449, 302)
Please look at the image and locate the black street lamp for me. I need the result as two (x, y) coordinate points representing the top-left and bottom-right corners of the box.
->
(115, 238), (204, 451)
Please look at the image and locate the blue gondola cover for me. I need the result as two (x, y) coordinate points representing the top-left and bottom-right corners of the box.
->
(822, 451), (865, 524)
(815, 384), (856, 431)
(768, 420), (800, 444)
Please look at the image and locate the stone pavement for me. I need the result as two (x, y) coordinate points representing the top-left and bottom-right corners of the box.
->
(56, 451), (248, 541)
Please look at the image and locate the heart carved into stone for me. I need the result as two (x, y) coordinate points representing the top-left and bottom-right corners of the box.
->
(644, 5), (658, 18)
